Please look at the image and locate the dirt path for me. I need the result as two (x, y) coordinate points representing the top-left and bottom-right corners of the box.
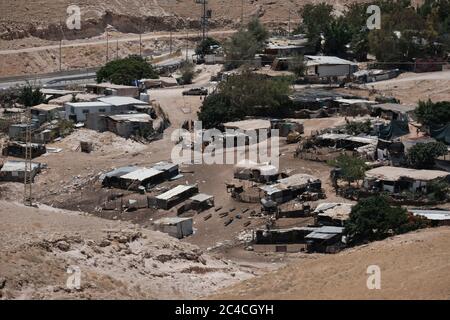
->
(210, 226), (450, 300)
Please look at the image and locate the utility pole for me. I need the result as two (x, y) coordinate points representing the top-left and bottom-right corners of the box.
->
(139, 31), (142, 57)
(288, 10), (291, 35)
(195, 0), (208, 42)
(59, 19), (64, 72)
(116, 39), (119, 59)
(241, 0), (244, 27)
(59, 39), (62, 71)
(106, 28), (109, 63)
(186, 29), (189, 61)
(170, 29), (173, 54)
(23, 109), (33, 206)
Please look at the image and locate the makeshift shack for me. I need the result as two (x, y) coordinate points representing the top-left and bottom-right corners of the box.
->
(152, 184), (199, 210)
(305, 226), (345, 253)
(314, 203), (353, 226)
(2, 141), (46, 159)
(364, 166), (450, 193)
(234, 160), (279, 182)
(152, 217), (193, 239)
(259, 173), (321, 203)
(0, 160), (42, 182)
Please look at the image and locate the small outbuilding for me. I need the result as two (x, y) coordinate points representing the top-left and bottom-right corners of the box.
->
(0, 160), (42, 182)
(152, 184), (199, 210)
(364, 166), (450, 193)
(152, 217), (193, 239)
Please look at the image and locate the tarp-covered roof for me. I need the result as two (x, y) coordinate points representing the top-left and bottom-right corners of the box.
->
(431, 124), (450, 145)
(379, 120), (410, 140)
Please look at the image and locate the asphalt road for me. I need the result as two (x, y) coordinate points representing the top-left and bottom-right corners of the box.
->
(0, 49), (196, 89)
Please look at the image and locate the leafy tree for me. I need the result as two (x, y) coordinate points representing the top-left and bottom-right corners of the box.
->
(406, 141), (448, 169)
(426, 180), (450, 201)
(345, 120), (372, 135)
(288, 54), (306, 77)
(415, 99), (450, 126)
(224, 18), (268, 70)
(344, 196), (411, 244)
(198, 71), (292, 128)
(224, 29), (259, 70)
(297, 3), (334, 52)
(328, 154), (367, 186)
(180, 61), (195, 84)
(96, 55), (158, 85)
(195, 37), (221, 55)
(247, 17), (269, 46)
(323, 18), (352, 57)
(19, 83), (45, 107)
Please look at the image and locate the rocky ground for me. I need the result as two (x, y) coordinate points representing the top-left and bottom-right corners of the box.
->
(210, 226), (450, 300)
(0, 200), (258, 299)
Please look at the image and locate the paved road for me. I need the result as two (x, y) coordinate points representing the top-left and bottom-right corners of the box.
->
(0, 49), (196, 89)
(0, 29), (235, 55)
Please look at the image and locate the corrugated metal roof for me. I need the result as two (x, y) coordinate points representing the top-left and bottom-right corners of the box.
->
(121, 168), (163, 181)
(410, 209), (450, 221)
(1, 160), (40, 172)
(365, 166), (450, 182)
(65, 101), (111, 108)
(314, 203), (353, 220)
(156, 185), (196, 201)
(190, 193), (213, 202)
(104, 166), (139, 178)
(305, 55), (357, 66)
(98, 96), (148, 106)
(152, 161), (178, 172)
(107, 113), (152, 122)
(154, 217), (192, 225)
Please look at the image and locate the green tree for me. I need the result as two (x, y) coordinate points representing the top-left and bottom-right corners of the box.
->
(198, 71), (292, 128)
(180, 61), (195, 84)
(96, 55), (158, 85)
(323, 18), (352, 57)
(297, 3), (333, 52)
(19, 83), (45, 107)
(288, 54), (306, 77)
(344, 196), (410, 244)
(415, 100), (450, 126)
(224, 29), (259, 70)
(406, 141), (448, 169)
(328, 154), (367, 186)
(195, 37), (221, 55)
(247, 17), (269, 46)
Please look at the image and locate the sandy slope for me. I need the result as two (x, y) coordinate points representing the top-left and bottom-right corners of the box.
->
(210, 227), (450, 300)
(0, 200), (254, 299)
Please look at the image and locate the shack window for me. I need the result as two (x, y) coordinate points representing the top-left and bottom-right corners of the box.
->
(99, 108), (106, 113)
(82, 109), (90, 114)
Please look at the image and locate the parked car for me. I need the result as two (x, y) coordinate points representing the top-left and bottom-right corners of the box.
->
(182, 87), (208, 96)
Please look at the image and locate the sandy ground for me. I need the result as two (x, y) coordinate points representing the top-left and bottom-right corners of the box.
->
(338, 69), (450, 104)
(0, 200), (263, 299)
(210, 226), (450, 300)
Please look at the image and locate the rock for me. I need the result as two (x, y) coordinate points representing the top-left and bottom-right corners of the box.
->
(0, 277), (6, 289)
(56, 241), (70, 251)
(98, 239), (111, 247)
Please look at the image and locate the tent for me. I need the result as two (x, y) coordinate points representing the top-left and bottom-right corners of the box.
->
(431, 124), (450, 145)
(379, 120), (409, 140)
